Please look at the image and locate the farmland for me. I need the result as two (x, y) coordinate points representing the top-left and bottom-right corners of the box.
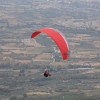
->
(0, 0), (100, 100)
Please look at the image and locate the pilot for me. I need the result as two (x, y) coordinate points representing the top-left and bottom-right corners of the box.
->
(44, 71), (51, 77)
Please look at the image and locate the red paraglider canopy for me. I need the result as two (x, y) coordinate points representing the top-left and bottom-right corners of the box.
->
(31, 27), (69, 60)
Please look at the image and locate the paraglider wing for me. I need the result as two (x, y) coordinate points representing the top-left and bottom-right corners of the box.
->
(31, 28), (69, 60)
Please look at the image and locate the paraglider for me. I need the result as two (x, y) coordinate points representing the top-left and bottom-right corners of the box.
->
(31, 27), (69, 77)
(31, 27), (69, 60)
